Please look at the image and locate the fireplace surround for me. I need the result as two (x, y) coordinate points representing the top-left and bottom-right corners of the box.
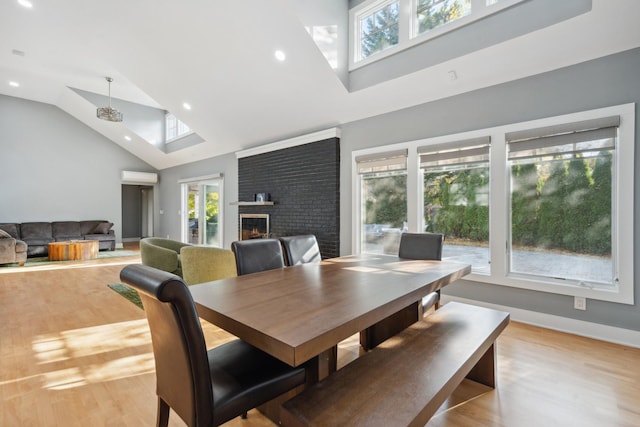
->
(240, 214), (269, 240)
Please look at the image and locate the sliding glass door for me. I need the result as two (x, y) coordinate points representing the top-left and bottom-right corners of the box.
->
(181, 176), (223, 247)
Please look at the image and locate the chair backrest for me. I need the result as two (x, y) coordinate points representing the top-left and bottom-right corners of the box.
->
(120, 264), (213, 426)
(279, 235), (321, 266)
(398, 232), (444, 260)
(180, 246), (237, 285)
(140, 237), (192, 276)
(230, 239), (285, 275)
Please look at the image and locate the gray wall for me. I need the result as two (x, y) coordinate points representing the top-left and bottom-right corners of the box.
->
(339, 48), (640, 331)
(349, 0), (592, 91)
(157, 153), (239, 249)
(0, 94), (155, 244)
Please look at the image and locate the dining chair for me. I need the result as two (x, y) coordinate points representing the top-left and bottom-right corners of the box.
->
(279, 235), (321, 266)
(230, 239), (285, 275)
(398, 232), (445, 311)
(119, 264), (306, 427)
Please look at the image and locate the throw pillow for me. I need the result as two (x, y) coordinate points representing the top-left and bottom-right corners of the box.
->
(91, 222), (113, 234)
(0, 229), (11, 239)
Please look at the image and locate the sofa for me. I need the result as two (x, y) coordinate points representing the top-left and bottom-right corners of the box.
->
(140, 237), (193, 277)
(0, 229), (28, 265)
(0, 221), (116, 257)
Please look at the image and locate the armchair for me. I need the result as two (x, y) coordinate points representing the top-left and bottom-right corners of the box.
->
(0, 229), (27, 266)
(180, 246), (237, 285)
(140, 237), (192, 277)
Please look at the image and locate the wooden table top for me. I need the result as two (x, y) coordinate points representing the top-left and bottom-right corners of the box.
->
(190, 254), (471, 367)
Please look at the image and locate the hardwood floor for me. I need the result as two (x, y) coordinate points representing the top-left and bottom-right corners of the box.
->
(1, 251), (639, 426)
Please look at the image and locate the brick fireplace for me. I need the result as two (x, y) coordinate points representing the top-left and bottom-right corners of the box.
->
(237, 136), (340, 258)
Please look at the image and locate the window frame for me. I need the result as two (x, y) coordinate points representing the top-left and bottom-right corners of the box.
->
(165, 113), (194, 144)
(349, 0), (525, 70)
(352, 103), (635, 304)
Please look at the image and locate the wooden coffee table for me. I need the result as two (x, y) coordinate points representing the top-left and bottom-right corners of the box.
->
(48, 240), (99, 261)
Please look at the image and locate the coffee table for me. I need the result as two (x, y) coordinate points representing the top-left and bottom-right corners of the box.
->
(48, 240), (99, 261)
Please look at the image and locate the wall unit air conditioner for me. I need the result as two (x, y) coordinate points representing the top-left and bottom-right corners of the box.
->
(121, 170), (158, 184)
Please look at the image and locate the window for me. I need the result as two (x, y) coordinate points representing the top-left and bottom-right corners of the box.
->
(356, 150), (408, 254)
(353, 104), (635, 304)
(166, 113), (192, 143)
(359, 0), (400, 60)
(415, 0), (471, 36)
(507, 117), (619, 286)
(419, 137), (490, 273)
(350, 0), (524, 67)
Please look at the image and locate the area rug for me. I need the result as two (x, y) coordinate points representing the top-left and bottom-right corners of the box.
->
(1, 249), (140, 268)
(108, 283), (143, 309)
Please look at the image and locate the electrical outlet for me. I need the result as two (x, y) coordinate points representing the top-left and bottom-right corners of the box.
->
(574, 296), (586, 310)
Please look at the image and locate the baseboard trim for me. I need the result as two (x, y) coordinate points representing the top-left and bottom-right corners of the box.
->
(440, 295), (640, 349)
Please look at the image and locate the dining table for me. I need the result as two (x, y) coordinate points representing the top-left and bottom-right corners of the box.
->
(190, 253), (471, 372)
(190, 253), (470, 422)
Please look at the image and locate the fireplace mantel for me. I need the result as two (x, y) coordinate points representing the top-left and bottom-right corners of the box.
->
(230, 201), (275, 206)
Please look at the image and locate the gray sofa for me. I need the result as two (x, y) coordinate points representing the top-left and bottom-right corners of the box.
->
(0, 221), (116, 257)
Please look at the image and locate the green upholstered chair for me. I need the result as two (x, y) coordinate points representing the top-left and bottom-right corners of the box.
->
(180, 246), (237, 285)
(140, 237), (192, 277)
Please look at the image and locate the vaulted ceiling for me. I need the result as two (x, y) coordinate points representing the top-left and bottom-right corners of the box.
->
(1, 0), (639, 169)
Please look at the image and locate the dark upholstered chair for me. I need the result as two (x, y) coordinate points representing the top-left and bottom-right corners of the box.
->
(398, 232), (445, 311)
(230, 239), (285, 276)
(279, 235), (321, 266)
(120, 264), (306, 427)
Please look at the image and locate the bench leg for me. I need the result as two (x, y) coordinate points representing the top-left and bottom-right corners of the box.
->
(466, 342), (497, 388)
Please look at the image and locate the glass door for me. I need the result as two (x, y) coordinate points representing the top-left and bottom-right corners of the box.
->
(182, 177), (223, 247)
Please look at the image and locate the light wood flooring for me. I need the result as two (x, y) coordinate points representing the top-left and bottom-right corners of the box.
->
(1, 249), (639, 426)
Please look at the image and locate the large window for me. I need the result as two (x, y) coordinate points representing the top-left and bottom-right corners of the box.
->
(356, 150), (408, 254)
(353, 104), (635, 304)
(507, 117), (619, 286)
(420, 137), (490, 273)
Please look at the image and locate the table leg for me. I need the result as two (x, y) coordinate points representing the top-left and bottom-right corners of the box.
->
(359, 301), (420, 351)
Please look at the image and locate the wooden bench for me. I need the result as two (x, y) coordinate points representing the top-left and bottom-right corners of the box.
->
(281, 302), (510, 427)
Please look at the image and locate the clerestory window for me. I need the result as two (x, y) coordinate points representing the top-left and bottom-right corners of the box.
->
(350, 0), (525, 67)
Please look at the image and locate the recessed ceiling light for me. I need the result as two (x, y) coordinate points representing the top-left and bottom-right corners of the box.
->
(124, 135), (132, 141)
(275, 50), (286, 61)
(9, 81), (20, 87)
(182, 102), (192, 110)
(18, 0), (33, 9)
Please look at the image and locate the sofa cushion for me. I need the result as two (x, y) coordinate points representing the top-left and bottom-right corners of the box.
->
(20, 222), (53, 239)
(0, 223), (20, 239)
(0, 229), (10, 239)
(84, 233), (115, 241)
(52, 221), (82, 239)
(91, 222), (113, 234)
(80, 221), (105, 235)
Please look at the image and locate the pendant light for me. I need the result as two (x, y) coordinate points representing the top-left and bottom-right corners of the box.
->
(96, 77), (123, 122)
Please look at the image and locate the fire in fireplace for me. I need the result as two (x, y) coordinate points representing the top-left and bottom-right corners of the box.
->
(240, 214), (269, 240)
